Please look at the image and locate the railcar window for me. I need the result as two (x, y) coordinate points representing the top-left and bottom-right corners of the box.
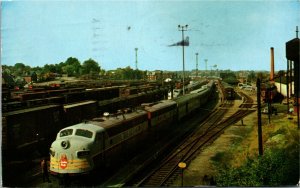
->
(75, 129), (93, 138)
(60, 129), (73, 137)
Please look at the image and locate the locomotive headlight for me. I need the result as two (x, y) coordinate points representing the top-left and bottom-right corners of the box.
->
(77, 150), (90, 158)
(61, 140), (70, 149)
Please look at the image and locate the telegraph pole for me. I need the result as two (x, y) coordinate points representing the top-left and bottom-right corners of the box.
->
(256, 78), (263, 155)
(195, 53), (199, 78)
(135, 48), (138, 70)
(205, 59), (208, 76)
(135, 48), (138, 80)
(178, 25), (188, 95)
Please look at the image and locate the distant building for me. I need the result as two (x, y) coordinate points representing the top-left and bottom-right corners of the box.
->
(146, 71), (175, 81)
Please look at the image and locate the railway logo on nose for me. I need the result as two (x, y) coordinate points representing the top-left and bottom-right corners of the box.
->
(60, 154), (68, 169)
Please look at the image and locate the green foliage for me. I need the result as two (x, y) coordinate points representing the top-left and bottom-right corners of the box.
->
(247, 71), (256, 83)
(2, 70), (15, 88)
(82, 58), (100, 75)
(31, 72), (37, 82)
(107, 66), (145, 80)
(269, 128), (286, 137)
(220, 72), (238, 85)
(214, 129), (299, 186)
(63, 57), (81, 76)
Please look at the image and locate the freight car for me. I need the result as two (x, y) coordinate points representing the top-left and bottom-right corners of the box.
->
(63, 101), (98, 126)
(49, 80), (215, 176)
(2, 105), (64, 160)
(2, 87), (168, 161)
(2, 86), (122, 112)
(224, 86), (235, 100)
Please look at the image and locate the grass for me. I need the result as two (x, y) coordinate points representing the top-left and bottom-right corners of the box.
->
(172, 98), (299, 186)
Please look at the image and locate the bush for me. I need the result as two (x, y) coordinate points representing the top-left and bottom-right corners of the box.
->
(214, 129), (299, 186)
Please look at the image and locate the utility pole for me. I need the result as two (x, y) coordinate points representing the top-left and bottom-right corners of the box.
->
(135, 48), (138, 80)
(256, 78), (263, 155)
(135, 48), (138, 70)
(195, 53), (199, 78)
(205, 59), (208, 76)
(178, 24), (188, 95)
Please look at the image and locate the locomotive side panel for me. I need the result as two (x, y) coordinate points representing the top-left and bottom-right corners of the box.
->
(145, 101), (177, 130)
(101, 119), (148, 167)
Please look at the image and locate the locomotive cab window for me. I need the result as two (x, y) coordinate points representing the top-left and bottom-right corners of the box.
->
(75, 129), (93, 138)
(60, 129), (73, 137)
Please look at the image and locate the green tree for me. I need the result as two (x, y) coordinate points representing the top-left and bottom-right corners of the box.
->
(63, 57), (81, 76)
(2, 69), (15, 88)
(14, 63), (26, 76)
(220, 72), (238, 85)
(44, 64), (58, 73)
(247, 71), (256, 83)
(62, 64), (77, 76)
(31, 72), (37, 82)
(82, 58), (100, 75)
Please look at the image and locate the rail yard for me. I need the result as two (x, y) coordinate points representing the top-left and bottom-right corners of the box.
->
(1, 74), (299, 187)
(2, 5), (299, 186)
(0, 78), (254, 186)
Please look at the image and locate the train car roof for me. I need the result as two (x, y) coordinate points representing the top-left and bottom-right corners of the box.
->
(190, 87), (207, 94)
(90, 110), (148, 136)
(173, 93), (196, 102)
(92, 110), (147, 126)
(63, 100), (97, 109)
(3, 104), (61, 116)
(144, 100), (177, 112)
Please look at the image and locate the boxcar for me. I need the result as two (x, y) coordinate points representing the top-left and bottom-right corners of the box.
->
(63, 101), (98, 126)
(2, 104), (63, 159)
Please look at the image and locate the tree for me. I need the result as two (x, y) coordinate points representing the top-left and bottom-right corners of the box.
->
(220, 72), (238, 85)
(82, 58), (100, 75)
(14, 63), (26, 76)
(44, 64), (57, 73)
(2, 69), (15, 88)
(63, 57), (81, 76)
(31, 72), (37, 82)
(62, 64), (77, 76)
(247, 71), (256, 83)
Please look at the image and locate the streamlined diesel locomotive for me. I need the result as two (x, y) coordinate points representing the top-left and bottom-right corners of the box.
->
(49, 81), (215, 176)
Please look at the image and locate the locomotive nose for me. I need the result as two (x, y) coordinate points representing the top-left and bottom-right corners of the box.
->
(61, 140), (70, 149)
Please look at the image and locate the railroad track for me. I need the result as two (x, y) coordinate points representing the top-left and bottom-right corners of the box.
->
(132, 92), (255, 187)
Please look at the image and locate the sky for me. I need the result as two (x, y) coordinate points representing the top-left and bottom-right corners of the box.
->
(1, 0), (299, 72)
